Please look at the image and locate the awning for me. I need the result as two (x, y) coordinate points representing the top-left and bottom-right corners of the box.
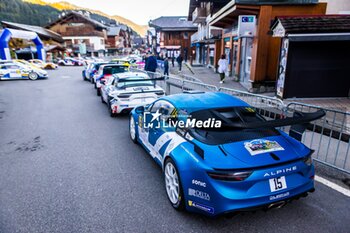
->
(209, 3), (259, 28)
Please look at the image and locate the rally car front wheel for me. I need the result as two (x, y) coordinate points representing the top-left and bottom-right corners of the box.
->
(164, 158), (185, 210)
(28, 72), (38, 80)
(129, 115), (137, 143)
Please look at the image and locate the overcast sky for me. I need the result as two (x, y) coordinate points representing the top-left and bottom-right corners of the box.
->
(46, 0), (190, 25)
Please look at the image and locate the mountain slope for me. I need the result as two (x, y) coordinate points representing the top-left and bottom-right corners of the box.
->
(0, 0), (60, 26)
(23, 0), (148, 35)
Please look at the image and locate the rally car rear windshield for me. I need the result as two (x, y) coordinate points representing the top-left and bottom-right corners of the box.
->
(103, 66), (127, 75)
(188, 107), (280, 145)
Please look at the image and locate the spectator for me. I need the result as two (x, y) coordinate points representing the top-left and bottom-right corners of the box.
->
(218, 54), (228, 84)
(171, 56), (175, 67)
(164, 57), (169, 76)
(145, 53), (157, 73)
(176, 53), (183, 71)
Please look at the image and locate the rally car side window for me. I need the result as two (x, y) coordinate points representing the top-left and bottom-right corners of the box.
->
(149, 100), (177, 127)
(149, 100), (167, 113)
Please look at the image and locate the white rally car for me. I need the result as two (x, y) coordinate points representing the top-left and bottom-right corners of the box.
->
(100, 72), (165, 117)
(0, 62), (48, 80)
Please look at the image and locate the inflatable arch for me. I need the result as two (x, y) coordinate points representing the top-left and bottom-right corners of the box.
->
(0, 28), (45, 61)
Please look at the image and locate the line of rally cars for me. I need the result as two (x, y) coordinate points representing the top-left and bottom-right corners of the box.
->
(82, 60), (325, 217)
(82, 58), (162, 116)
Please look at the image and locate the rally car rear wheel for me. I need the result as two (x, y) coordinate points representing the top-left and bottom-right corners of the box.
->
(28, 72), (38, 80)
(129, 116), (137, 143)
(164, 158), (185, 210)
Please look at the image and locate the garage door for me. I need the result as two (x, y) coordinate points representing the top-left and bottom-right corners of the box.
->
(284, 40), (350, 98)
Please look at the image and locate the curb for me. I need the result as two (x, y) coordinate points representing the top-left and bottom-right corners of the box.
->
(184, 62), (195, 75)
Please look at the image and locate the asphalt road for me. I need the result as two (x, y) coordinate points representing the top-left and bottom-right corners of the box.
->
(0, 67), (349, 233)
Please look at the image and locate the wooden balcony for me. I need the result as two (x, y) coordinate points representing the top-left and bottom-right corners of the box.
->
(192, 7), (206, 24)
(59, 27), (105, 38)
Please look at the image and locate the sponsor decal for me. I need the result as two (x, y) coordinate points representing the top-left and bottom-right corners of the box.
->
(188, 188), (210, 201)
(192, 179), (206, 188)
(269, 192), (290, 201)
(244, 139), (284, 156)
(188, 200), (214, 214)
(263, 166), (297, 177)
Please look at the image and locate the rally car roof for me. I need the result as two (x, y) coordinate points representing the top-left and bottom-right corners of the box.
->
(162, 92), (249, 112)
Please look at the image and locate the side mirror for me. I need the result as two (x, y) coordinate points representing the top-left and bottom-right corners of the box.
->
(100, 80), (106, 85)
(135, 106), (145, 114)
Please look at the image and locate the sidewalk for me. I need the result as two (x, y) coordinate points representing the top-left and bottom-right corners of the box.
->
(169, 62), (247, 92)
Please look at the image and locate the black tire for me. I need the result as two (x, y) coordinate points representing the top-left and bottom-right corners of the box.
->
(28, 72), (38, 80)
(82, 71), (87, 81)
(90, 76), (94, 84)
(129, 115), (138, 143)
(164, 158), (185, 210)
(97, 88), (101, 96)
(94, 82), (97, 89)
(101, 94), (105, 104)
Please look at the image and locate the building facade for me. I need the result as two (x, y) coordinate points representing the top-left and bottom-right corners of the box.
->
(207, 0), (326, 91)
(148, 16), (197, 60)
(320, 0), (350, 14)
(47, 12), (107, 57)
(105, 24), (135, 55)
(188, 0), (230, 68)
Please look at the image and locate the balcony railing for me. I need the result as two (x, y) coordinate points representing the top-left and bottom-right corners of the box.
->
(191, 26), (223, 43)
(59, 27), (106, 38)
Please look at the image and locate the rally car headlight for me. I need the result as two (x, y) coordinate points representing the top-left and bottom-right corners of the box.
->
(207, 171), (252, 181)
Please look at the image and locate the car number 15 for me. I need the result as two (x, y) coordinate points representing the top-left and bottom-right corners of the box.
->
(269, 176), (287, 192)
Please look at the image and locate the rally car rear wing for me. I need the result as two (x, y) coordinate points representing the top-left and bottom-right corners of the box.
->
(222, 110), (325, 141)
(117, 77), (166, 87)
(225, 110), (325, 130)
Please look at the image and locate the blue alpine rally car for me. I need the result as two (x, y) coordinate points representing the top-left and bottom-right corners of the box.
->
(129, 92), (325, 216)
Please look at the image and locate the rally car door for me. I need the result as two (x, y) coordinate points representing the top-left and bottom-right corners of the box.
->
(102, 77), (115, 102)
(6, 64), (22, 79)
(147, 100), (178, 161)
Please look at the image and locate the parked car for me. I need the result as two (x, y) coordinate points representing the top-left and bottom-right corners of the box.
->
(109, 58), (132, 68)
(0, 59), (13, 65)
(94, 64), (129, 95)
(100, 72), (165, 117)
(29, 59), (58, 69)
(129, 92), (325, 216)
(13, 59), (42, 70)
(57, 58), (84, 66)
(0, 63), (48, 80)
(83, 62), (108, 82)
